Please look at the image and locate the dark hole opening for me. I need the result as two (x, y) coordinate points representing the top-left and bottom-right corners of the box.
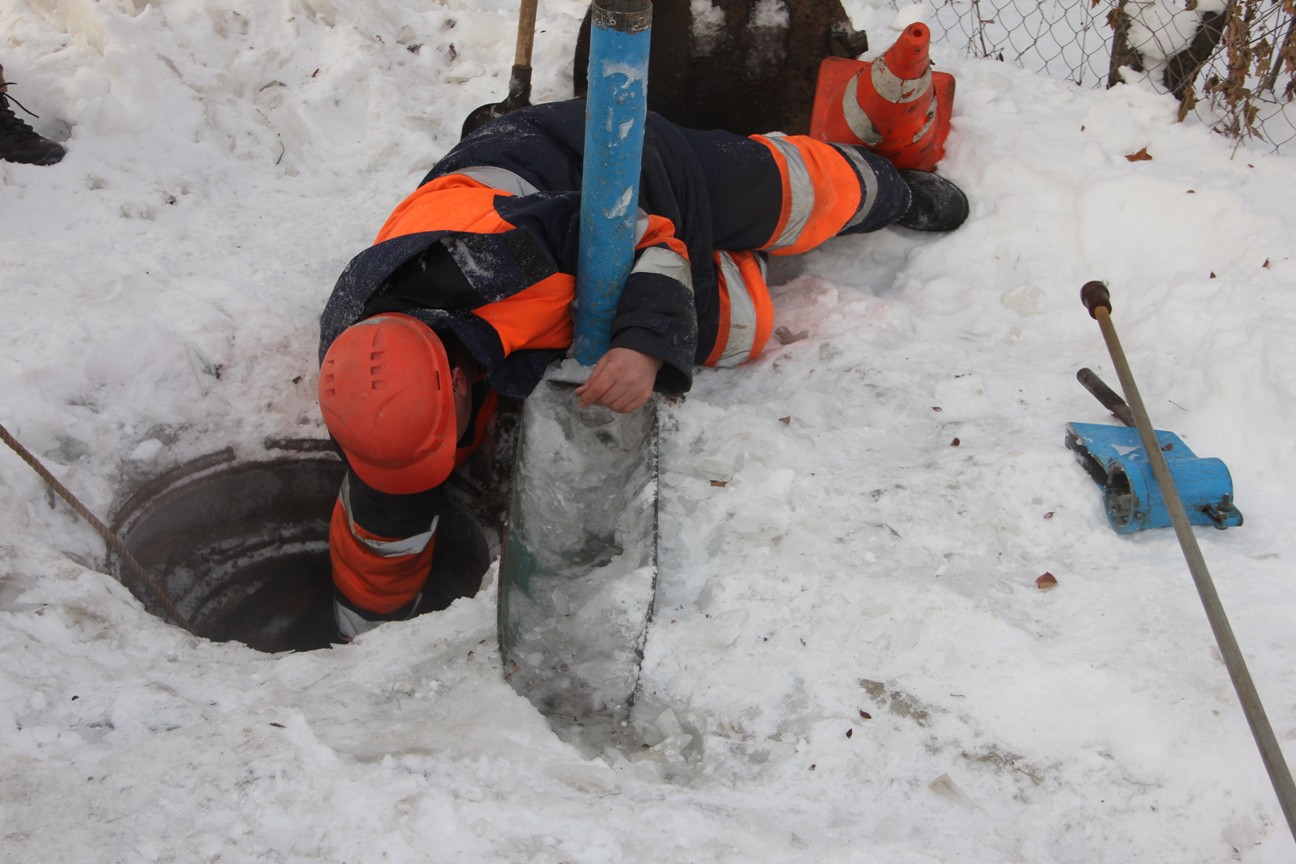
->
(108, 440), (346, 653)
(108, 436), (501, 653)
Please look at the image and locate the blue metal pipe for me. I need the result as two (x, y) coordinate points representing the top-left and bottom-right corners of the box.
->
(573, 0), (652, 366)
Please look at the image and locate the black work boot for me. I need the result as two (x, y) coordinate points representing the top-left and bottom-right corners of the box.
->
(0, 65), (66, 166)
(895, 169), (968, 232)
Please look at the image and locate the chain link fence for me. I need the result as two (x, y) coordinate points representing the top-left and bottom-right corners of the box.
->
(922, 0), (1296, 153)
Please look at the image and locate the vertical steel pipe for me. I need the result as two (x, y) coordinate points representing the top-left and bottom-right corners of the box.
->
(573, 0), (652, 365)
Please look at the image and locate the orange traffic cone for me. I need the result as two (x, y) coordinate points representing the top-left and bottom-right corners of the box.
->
(808, 22), (954, 172)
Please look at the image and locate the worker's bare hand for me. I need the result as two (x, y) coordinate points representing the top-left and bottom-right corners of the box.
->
(574, 348), (663, 413)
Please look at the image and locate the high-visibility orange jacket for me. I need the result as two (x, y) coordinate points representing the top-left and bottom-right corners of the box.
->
(319, 99), (908, 617)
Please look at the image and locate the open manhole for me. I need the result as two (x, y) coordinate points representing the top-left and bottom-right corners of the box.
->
(109, 438), (346, 653)
(109, 436), (503, 653)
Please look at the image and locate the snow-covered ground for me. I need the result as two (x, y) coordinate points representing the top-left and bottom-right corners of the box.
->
(3, 0), (1295, 861)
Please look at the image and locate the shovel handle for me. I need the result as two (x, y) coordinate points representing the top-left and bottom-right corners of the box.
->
(515, 0), (539, 67)
(1080, 281), (1296, 843)
(0, 421), (191, 630)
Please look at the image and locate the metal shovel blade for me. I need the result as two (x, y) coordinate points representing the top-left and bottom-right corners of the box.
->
(460, 0), (538, 139)
(460, 65), (532, 139)
(497, 379), (659, 727)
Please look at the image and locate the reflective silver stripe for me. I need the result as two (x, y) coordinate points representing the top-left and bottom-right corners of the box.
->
(333, 593), (422, 640)
(871, 59), (933, 104)
(842, 61), (934, 146)
(761, 134), (816, 253)
(842, 73), (883, 146)
(450, 165), (540, 197)
(831, 144), (881, 233)
(339, 474), (438, 558)
(633, 210), (651, 244)
(713, 251), (765, 368)
(334, 600), (382, 640)
(632, 245), (693, 294)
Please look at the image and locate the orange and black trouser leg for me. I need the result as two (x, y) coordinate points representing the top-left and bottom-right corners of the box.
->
(683, 128), (910, 369)
(679, 125), (910, 252)
(746, 134), (910, 251)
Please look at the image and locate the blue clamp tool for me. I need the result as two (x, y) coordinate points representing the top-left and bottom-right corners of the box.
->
(1067, 368), (1242, 533)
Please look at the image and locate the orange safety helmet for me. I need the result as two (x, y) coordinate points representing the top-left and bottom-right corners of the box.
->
(318, 313), (457, 495)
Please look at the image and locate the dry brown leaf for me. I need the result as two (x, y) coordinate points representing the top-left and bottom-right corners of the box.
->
(775, 325), (810, 345)
(1125, 147), (1153, 162)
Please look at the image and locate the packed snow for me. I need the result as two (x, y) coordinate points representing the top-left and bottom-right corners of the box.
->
(3, 0), (1295, 861)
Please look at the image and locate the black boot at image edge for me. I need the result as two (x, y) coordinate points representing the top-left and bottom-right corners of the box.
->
(0, 65), (67, 166)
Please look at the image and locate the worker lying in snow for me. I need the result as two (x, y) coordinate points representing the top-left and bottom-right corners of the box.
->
(317, 98), (969, 640)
